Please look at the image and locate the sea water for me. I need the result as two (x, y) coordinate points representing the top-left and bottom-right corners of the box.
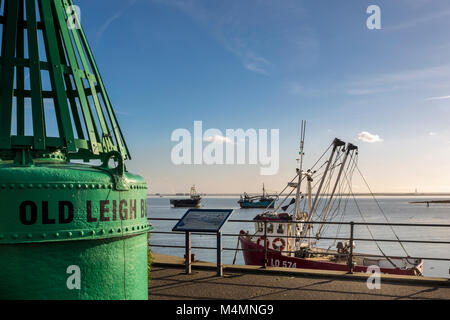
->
(148, 196), (450, 278)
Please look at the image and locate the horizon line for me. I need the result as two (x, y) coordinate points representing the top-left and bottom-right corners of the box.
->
(148, 192), (450, 197)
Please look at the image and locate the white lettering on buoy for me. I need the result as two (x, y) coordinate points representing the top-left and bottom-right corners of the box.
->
(66, 265), (81, 290)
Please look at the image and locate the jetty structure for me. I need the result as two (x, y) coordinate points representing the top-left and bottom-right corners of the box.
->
(409, 200), (450, 207)
(0, 0), (151, 299)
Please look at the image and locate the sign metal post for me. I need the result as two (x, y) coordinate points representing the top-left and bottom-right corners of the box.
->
(217, 232), (222, 277)
(185, 232), (191, 274)
(173, 209), (233, 277)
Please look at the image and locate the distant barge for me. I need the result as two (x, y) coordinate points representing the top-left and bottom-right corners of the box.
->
(170, 186), (202, 208)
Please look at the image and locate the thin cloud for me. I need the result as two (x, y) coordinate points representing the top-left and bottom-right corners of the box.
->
(245, 63), (269, 75)
(223, 39), (271, 75)
(425, 95), (450, 101)
(344, 64), (450, 97)
(357, 131), (383, 143)
(148, 0), (312, 76)
(287, 82), (321, 97)
(96, 12), (123, 43)
(115, 109), (131, 116)
(96, 0), (138, 43)
(346, 89), (378, 96)
(387, 8), (450, 31)
(204, 135), (234, 144)
(360, 64), (450, 86)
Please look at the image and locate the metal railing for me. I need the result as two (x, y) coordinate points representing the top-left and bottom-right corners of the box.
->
(147, 217), (450, 275)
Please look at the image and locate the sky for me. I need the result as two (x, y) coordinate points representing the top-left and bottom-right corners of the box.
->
(74, 0), (450, 194)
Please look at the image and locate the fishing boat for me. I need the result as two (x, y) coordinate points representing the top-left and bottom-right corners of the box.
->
(239, 122), (424, 276)
(170, 186), (202, 208)
(238, 185), (278, 209)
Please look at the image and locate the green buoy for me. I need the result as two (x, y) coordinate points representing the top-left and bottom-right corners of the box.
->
(0, 0), (151, 299)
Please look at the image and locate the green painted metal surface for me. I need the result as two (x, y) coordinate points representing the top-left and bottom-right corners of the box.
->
(0, 161), (150, 245)
(0, 0), (151, 299)
(0, 159), (152, 300)
(0, 234), (150, 300)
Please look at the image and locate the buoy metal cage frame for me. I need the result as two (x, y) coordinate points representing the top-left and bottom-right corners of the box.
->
(0, 0), (129, 162)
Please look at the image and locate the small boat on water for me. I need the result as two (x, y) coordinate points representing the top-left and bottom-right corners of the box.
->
(239, 122), (424, 276)
(238, 185), (278, 209)
(170, 186), (202, 208)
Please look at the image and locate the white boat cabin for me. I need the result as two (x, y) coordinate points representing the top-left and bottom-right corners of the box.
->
(253, 213), (296, 256)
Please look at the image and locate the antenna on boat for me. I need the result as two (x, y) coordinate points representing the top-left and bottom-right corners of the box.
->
(293, 121), (307, 219)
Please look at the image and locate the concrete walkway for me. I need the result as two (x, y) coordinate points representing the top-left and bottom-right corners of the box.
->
(149, 253), (450, 300)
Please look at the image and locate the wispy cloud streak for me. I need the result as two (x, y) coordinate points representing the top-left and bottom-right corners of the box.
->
(387, 8), (450, 31)
(425, 95), (450, 101)
(148, 0), (315, 75)
(96, 0), (138, 43)
(343, 64), (450, 97)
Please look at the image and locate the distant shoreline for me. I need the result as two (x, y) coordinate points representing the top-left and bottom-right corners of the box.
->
(148, 193), (450, 197)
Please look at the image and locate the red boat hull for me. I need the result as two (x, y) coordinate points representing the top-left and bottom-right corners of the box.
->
(239, 232), (422, 276)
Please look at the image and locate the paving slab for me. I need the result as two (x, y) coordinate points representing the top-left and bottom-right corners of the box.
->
(149, 253), (450, 300)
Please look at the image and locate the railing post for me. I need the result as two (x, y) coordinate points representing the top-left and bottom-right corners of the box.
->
(347, 221), (354, 274)
(217, 231), (223, 277)
(263, 220), (268, 268)
(185, 231), (191, 275)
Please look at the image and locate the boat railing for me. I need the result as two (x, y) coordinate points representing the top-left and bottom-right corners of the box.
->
(147, 217), (450, 275)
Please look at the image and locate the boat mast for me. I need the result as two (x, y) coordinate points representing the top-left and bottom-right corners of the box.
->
(310, 138), (345, 214)
(305, 170), (314, 247)
(293, 121), (307, 220)
(299, 138), (345, 241)
(314, 143), (358, 242)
